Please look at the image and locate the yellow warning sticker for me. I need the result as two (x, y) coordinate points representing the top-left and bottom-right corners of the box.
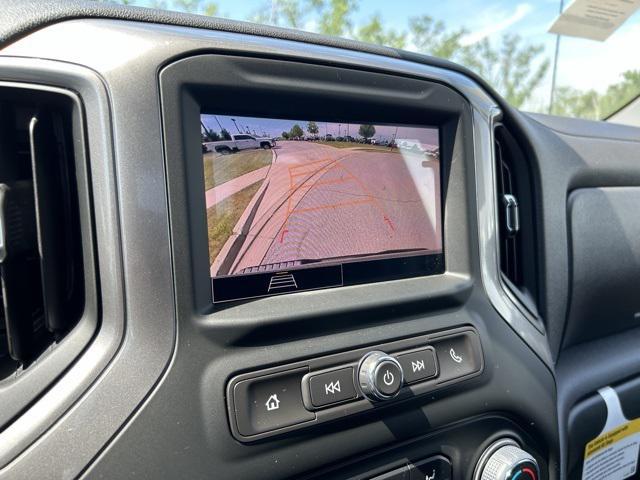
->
(585, 418), (640, 458)
(582, 387), (640, 480)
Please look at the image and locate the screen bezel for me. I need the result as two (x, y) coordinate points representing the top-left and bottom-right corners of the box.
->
(160, 53), (472, 312)
(201, 113), (445, 303)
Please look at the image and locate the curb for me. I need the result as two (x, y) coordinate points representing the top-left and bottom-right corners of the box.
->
(210, 149), (275, 276)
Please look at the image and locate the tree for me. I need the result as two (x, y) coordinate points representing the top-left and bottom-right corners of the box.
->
(290, 124), (304, 138)
(282, 131), (290, 139)
(599, 70), (640, 118)
(95, 0), (219, 15)
(220, 128), (232, 140)
(551, 87), (600, 119)
(358, 124), (375, 139)
(317, 0), (358, 36)
(459, 34), (549, 108)
(248, 1), (549, 110)
(203, 130), (221, 142)
(551, 70), (640, 119)
(408, 15), (467, 60)
(357, 14), (406, 49)
(307, 121), (319, 135)
(171, 0), (218, 15)
(250, 0), (305, 28)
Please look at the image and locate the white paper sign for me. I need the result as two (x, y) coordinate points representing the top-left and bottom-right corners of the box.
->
(582, 387), (640, 480)
(549, 0), (640, 41)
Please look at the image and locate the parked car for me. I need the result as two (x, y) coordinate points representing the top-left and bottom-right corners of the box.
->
(396, 139), (425, 153)
(324, 134), (334, 141)
(203, 134), (276, 154)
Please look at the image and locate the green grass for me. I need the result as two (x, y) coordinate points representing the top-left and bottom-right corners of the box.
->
(203, 148), (272, 190)
(315, 141), (398, 152)
(207, 181), (263, 266)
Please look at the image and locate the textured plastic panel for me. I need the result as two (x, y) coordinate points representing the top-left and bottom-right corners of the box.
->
(0, 55), (175, 479)
(565, 188), (640, 347)
(83, 47), (559, 479)
(0, 16), (573, 480)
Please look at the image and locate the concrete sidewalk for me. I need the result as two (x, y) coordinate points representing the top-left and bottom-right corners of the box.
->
(205, 165), (270, 208)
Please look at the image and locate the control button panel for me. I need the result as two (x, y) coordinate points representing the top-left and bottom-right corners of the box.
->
(474, 439), (539, 480)
(369, 456), (452, 480)
(359, 351), (404, 401)
(307, 367), (358, 407)
(227, 327), (483, 441)
(409, 456), (452, 480)
(397, 347), (438, 384)
(370, 466), (410, 480)
(231, 368), (315, 436)
(432, 331), (481, 383)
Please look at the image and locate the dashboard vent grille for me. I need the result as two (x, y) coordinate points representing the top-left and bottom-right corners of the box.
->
(494, 123), (539, 317)
(0, 87), (84, 376)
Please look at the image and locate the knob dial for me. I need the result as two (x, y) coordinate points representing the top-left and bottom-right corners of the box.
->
(475, 439), (540, 480)
(358, 351), (404, 401)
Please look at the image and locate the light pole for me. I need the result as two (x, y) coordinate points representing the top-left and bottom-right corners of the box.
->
(231, 118), (241, 134)
(549, 0), (565, 114)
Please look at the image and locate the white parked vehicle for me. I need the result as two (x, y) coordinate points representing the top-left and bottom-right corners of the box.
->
(397, 139), (426, 153)
(203, 134), (276, 154)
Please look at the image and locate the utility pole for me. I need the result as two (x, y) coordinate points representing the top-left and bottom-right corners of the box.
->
(549, 0), (565, 114)
(231, 118), (241, 134)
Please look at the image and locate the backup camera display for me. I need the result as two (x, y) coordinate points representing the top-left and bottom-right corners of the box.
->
(201, 114), (443, 302)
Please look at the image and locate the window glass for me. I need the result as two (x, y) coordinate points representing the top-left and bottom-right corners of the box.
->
(98, 0), (640, 124)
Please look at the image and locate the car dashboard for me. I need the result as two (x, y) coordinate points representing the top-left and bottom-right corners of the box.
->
(0, 4), (639, 480)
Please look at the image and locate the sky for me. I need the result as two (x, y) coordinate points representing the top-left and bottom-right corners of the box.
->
(201, 114), (440, 145)
(141, 0), (640, 112)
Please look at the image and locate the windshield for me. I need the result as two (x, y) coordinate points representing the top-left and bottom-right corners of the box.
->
(110, 0), (640, 124)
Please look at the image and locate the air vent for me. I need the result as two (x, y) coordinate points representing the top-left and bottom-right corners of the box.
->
(0, 87), (84, 377)
(494, 123), (539, 317)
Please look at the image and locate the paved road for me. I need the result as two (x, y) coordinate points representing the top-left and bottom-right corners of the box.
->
(212, 141), (441, 275)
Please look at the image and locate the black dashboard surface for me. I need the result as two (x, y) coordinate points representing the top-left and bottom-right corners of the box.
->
(0, 3), (639, 480)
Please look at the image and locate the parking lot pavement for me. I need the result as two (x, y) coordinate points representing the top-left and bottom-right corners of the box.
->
(218, 141), (440, 274)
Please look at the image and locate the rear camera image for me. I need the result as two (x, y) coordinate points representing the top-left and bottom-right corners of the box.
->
(201, 114), (442, 301)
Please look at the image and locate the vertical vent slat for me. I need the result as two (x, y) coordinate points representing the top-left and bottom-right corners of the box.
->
(0, 88), (84, 372)
(495, 138), (520, 285)
(494, 123), (539, 317)
(0, 181), (50, 362)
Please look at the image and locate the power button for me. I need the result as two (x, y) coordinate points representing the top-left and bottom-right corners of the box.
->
(358, 351), (404, 401)
(375, 361), (403, 396)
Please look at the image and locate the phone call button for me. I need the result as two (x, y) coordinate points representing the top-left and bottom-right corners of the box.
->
(433, 332), (482, 382)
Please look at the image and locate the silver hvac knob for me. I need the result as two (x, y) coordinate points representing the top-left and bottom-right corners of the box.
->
(357, 351), (404, 401)
(474, 439), (540, 480)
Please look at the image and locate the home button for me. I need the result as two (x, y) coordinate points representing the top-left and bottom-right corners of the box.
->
(232, 368), (316, 437)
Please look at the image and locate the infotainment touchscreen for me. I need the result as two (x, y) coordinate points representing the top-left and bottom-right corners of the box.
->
(201, 114), (443, 302)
